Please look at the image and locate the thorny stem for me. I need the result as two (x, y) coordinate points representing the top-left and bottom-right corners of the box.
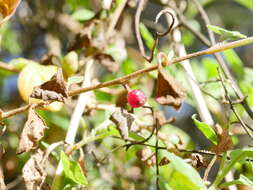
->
(1, 37), (253, 120)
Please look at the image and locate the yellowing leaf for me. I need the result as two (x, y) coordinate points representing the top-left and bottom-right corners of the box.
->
(0, 0), (21, 24)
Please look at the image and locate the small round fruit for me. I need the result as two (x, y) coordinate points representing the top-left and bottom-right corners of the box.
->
(127, 89), (147, 108)
(18, 63), (63, 112)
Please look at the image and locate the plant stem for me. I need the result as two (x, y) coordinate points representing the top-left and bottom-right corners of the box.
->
(1, 37), (253, 120)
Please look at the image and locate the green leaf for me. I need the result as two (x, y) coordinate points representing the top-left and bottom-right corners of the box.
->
(67, 76), (84, 86)
(214, 148), (253, 188)
(234, 0), (253, 10)
(192, 114), (218, 145)
(166, 152), (207, 190)
(220, 174), (253, 188)
(9, 58), (37, 71)
(139, 23), (155, 49)
(223, 49), (244, 79)
(72, 9), (95, 21)
(61, 151), (88, 186)
(207, 24), (247, 40)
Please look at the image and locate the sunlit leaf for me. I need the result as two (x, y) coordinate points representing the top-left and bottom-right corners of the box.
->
(220, 174), (253, 188)
(61, 151), (88, 186)
(207, 24), (247, 40)
(72, 9), (95, 21)
(192, 114), (218, 145)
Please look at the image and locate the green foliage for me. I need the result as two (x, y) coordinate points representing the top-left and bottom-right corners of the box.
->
(61, 151), (88, 186)
(165, 152), (207, 190)
(192, 114), (218, 145)
(72, 9), (95, 21)
(207, 24), (247, 40)
(139, 23), (155, 49)
(220, 174), (253, 188)
(234, 0), (253, 10)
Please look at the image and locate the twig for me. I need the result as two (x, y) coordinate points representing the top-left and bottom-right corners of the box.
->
(1, 37), (253, 121)
(51, 60), (94, 190)
(135, 3), (175, 62)
(218, 68), (253, 141)
(68, 36), (253, 97)
(191, 0), (253, 121)
(6, 175), (23, 190)
(203, 155), (217, 182)
(106, 0), (128, 38)
(169, 6), (214, 125)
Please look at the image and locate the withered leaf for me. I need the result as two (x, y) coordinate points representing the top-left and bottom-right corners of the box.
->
(110, 107), (137, 140)
(22, 149), (47, 190)
(190, 153), (208, 168)
(136, 148), (156, 167)
(155, 63), (185, 110)
(0, 0), (21, 25)
(17, 107), (48, 154)
(213, 124), (233, 154)
(30, 68), (68, 102)
(94, 53), (119, 72)
(159, 157), (170, 166)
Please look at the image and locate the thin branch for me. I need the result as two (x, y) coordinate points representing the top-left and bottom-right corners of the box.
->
(106, 0), (128, 38)
(1, 37), (253, 120)
(191, 0), (253, 120)
(203, 155), (217, 182)
(135, 3), (175, 62)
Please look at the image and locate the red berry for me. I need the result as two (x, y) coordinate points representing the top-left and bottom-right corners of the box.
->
(127, 89), (147, 108)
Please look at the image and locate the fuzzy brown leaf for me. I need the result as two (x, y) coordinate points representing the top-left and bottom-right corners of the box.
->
(17, 107), (48, 154)
(22, 149), (47, 190)
(213, 124), (233, 154)
(110, 108), (137, 140)
(0, 0), (21, 25)
(94, 53), (119, 72)
(30, 68), (68, 102)
(155, 63), (185, 110)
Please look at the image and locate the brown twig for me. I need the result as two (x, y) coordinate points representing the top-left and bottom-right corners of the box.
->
(217, 68), (253, 140)
(191, 0), (253, 121)
(135, 3), (175, 62)
(203, 155), (217, 182)
(1, 37), (253, 120)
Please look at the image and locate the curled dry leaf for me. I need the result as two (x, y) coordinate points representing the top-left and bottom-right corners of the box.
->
(154, 110), (175, 126)
(110, 107), (137, 140)
(190, 153), (208, 168)
(22, 149), (47, 190)
(94, 53), (119, 72)
(155, 62), (185, 110)
(213, 124), (233, 154)
(17, 107), (48, 154)
(159, 157), (170, 166)
(136, 148), (156, 167)
(30, 68), (68, 102)
(0, 0), (21, 25)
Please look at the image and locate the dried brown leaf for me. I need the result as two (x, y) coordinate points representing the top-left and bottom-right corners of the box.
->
(155, 63), (185, 110)
(159, 157), (170, 166)
(22, 149), (47, 190)
(94, 53), (119, 72)
(30, 68), (68, 102)
(110, 108), (137, 140)
(136, 148), (156, 167)
(17, 107), (48, 154)
(0, 0), (21, 25)
(213, 124), (233, 154)
(190, 153), (208, 168)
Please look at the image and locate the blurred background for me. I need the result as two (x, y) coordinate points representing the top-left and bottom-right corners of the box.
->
(0, 0), (253, 189)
